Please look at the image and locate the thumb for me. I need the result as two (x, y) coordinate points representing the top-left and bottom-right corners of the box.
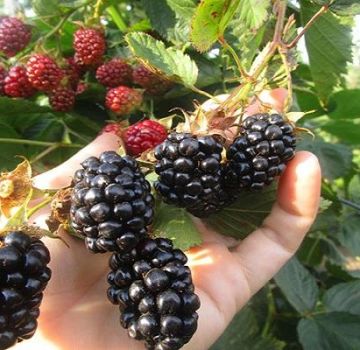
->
(32, 133), (120, 190)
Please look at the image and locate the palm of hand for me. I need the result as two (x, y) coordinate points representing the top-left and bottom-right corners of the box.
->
(17, 91), (321, 350)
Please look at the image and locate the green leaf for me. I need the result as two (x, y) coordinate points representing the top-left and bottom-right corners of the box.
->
(330, 0), (360, 16)
(237, 0), (271, 29)
(324, 281), (360, 315)
(142, 0), (176, 38)
(190, 0), (241, 52)
(328, 89), (360, 119)
(322, 120), (360, 145)
(204, 185), (276, 239)
(274, 257), (319, 313)
(297, 136), (352, 180)
(125, 32), (198, 86)
(298, 312), (360, 350)
(337, 213), (360, 256)
(0, 123), (27, 171)
(33, 0), (62, 17)
(152, 202), (202, 250)
(0, 97), (51, 116)
(211, 305), (285, 350)
(166, 0), (197, 19)
(300, 0), (352, 103)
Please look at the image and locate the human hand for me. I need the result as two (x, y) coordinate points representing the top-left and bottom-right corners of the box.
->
(17, 89), (321, 350)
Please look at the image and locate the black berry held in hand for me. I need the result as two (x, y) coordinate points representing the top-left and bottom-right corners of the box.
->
(0, 231), (51, 350)
(154, 133), (229, 218)
(224, 113), (296, 191)
(70, 151), (154, 253)
(107, 237), (200, 350)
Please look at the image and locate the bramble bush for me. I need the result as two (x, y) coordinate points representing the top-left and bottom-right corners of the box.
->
(0, 0), (359, 349)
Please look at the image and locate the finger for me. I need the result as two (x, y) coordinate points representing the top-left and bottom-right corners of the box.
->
(245, 88), (288, 115)
(32, 133), (120, 190)
(232, 151), (321, 294)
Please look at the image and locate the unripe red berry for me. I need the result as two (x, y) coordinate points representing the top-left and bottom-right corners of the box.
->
(105, 86), (143, 115)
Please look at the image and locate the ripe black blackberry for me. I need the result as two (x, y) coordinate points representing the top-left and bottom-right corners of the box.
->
(70, 151), (154, 253)
(107, 237), (200, 350)
(154, 133), (229, 218)
(224, 113), (296, 191)
(0, 231), (51, 350)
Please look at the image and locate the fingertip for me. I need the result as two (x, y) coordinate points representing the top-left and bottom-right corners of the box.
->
(33, 133), (121, 190)
(278, 151), (321, 218)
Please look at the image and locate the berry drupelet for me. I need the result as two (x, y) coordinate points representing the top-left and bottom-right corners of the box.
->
(154, 133), (229, 218)
(105, 86), (143, 116)
(4, 66), (35, 98)
(73, 28), (106, 66)
(133, 65), (173, 96)
(0, 17), (31, 57)
(0, 231), (51, 350)
(123, 120), (168, 157)
(26, 54), (63, 92)
(107, 237), (200, 350)
(70, 151), (154, 253)
(223, 113), (296, 191)
(48, 86), (75, 112)
(96, 59), (133, 88)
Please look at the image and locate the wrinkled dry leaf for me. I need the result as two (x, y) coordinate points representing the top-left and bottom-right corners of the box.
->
(0, 159), (32, 218)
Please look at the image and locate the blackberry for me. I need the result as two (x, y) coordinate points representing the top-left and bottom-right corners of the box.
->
(70, 151), (154, 253)
(0, 231), (51, 350)
(154, 133), (229, 218)
(107, 237), (200, 350)
(223, 113), (296, 191)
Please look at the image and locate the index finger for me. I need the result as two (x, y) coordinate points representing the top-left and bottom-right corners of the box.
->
(32, 133), (120, 190)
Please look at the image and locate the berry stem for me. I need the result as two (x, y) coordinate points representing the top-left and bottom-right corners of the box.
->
(27, 197), (52, 219)
(285, 4), (328, 49)
(188, 85), (220, 102)
(218, 36), (250, 79)
(278, 46), (293, 112)
(106, 5), (128, 32)
(0, 138), (84, 148)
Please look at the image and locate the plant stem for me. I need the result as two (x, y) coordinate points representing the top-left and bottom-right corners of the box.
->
(286, 5), (328, 49)
(278, 46), (293, 111)
(106, 5), (127, 32)
(339, 198), (360, 212)
(30, 144), (59, 164)
(261, 287), (276, 337)
(188, 85), (220, 102)
(0, 138), (83, 148)
(219, 36), (249, 79)
(27, 197), (52, 219)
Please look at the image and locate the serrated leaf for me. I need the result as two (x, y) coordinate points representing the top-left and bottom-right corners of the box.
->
(142, 0), (176, 39)
(297, 136), (352, 180)
(190, 0), (241, 52)
(324, 281), (360, 315)
(33, 0), (62, 17)
(328, 89), (360, 119)
(330, 0), (360, 16)
(211, 305), (285, 350)
(166, 0), (197, 19)
(300, 0), (352, 103)
(298, 312), (360, 350)
(237, 0), (271, 29)
(0, 97), (51, 116)
(152, 202), (202, 250)
(337, 213), (360, 256)
(274, 257), (319, 313)
(204, 185), (276, 239)
(125, 32), (198, 86)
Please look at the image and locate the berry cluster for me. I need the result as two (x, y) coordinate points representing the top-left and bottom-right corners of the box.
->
(70, 151), (200, 349)
(108, 238), (200, 350)
(70, 151), (154, 253)
(223, 113), (296, 191)
(0, 18), (173, 117)
(154, 133), (230, 218)
(153, 114), (296, 217)
(0, 231), (51, 350)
